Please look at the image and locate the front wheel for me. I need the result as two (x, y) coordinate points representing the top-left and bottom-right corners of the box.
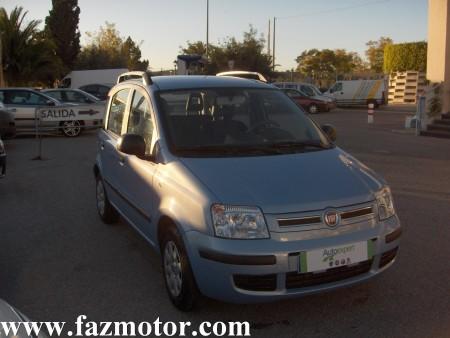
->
(161, 227), (198, 311)
(96, 176), (119, 224)
(61, 120), (82, 137)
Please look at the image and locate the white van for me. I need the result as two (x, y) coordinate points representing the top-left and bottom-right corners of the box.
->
(325, 80), (386, 107)
(60, 69), (128, 89)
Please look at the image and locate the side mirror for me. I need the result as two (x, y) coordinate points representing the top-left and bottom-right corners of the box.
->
(46, 100), (56, 106)
(117, 134), (146, 157)
(321, 124), (337, 142)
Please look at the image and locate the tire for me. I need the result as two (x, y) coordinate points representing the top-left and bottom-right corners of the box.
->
(161, 226), (198, 311)
(61, 120), (82, 137)
(95, 175), (119, 224)
(308, 104), (319, 114)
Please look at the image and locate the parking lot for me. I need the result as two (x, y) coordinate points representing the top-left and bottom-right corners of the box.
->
(0, 107), (449, 337)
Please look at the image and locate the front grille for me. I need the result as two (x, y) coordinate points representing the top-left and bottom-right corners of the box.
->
(277, 204), (374, 228)
(233, 274), (277, 291)
(379, 247), (398, 268)
(278, 216), (321, 227)
(285, 259), (373, 289)
(341, 206), (373, 220)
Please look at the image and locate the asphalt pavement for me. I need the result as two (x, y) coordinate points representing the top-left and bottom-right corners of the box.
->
(0, 107), (449, 338)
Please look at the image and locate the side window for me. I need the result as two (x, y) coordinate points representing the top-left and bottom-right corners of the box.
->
(46, 91), (63, 101)
(107, 89), (130, 135)
(127, 90), (154, 155)
(5, 90), (48, 105)
(66, 91), (86, 103)
(301, 86), (314, 97)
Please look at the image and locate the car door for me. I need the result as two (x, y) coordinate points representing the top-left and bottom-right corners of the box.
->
(117, 88), (158, 242)
(285, 89), (309, 109)
(0, 90), (49, 130)
(98, 87), (132, 215)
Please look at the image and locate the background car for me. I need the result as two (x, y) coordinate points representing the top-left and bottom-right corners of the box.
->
(282, 88), (330, 113)
(216, 71), (268, 83)
(78, 83), (113, 101)
(0, 88), (100, 137)
(0, 137), (6, 178)
(274, 82), (336, 109)
(42, 88), (101, 104)
(0, 102), (16, 138)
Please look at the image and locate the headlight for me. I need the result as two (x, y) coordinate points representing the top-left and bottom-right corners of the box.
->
(211, 204), (269, 239)
(376, 187), (395, 220)
(0, 139), (4, 154)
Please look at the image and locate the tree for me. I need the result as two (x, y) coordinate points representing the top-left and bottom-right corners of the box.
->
(0, 6), (63, 86)
(295, 48), (363, 80)
(181, 26), (272, 76)
(75, 22), (149, 71)
(45, 0), (80, 71)
(365, 37), (393, 73)
(383, 41), (427, 73)
(121, 37), (149, 71)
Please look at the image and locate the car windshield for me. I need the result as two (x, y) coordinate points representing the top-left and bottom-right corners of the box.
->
(157, 88), (331, 157)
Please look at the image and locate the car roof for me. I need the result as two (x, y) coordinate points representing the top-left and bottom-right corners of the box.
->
(149, 75), (270, 91)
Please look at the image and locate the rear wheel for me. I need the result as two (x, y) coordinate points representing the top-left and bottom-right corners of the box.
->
(61, 120), (82, 137)
(308, 104), (319, 114)
(161, 226), (198, 311)
(96, 175), (119, 224)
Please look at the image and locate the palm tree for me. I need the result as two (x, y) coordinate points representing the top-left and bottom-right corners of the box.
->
(0, 6), (61, 86)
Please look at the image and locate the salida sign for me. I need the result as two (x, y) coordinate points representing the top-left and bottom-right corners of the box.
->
(38, 106), (102, 122)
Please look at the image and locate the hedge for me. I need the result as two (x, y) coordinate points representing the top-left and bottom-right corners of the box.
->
(383, 41), (427, 73)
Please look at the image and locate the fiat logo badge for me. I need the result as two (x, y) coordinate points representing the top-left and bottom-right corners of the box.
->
(324, 211), (339, 227)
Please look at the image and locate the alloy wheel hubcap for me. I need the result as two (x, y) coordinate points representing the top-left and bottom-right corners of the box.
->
(63, 121), (81, 136)
(164, 241), (183, 297)
(96, 180), (105, 216)
(310, 105), (318, 113)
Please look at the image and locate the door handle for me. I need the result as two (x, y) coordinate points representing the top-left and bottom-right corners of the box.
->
(10, 108), (17, 112)
(100, 142), (105, 150)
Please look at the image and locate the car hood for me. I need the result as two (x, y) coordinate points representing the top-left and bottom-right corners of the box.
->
(179, 148), (384, 214)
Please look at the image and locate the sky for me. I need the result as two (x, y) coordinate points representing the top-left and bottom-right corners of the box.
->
(3, 0), (428, 71)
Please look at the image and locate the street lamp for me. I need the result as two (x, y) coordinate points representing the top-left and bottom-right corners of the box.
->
(206, 0), (209, 58)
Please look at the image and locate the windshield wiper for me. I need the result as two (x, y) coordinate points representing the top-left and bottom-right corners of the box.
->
(176, 145), (284, 156)
(269, 140), (331, 150)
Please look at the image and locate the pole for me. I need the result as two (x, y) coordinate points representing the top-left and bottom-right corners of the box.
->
(267, 19), (271, 56)
(0, 32), (4, 87)
(272, 17), (276, 71)
(206, 0), (209, 58)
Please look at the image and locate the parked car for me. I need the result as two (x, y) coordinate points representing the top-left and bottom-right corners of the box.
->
(94, 72), (401, 311)
(79, 84), (113, 101)
(42, 88), (102, 104)
(0, 88), (103, 137)
(325, 79), (386, 108)
(274, 82), (336, 109)
(0, 102), (16, 138)
(0, 137), (5, 178)
(216, 71), (268, 83)
(282, 88), (330, 113)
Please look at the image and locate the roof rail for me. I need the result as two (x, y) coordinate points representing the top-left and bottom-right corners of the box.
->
(117, 71), (153, 85)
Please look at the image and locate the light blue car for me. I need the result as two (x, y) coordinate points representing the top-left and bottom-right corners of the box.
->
(94, 72), (401, 311)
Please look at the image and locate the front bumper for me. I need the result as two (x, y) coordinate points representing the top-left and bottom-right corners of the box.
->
(0, 154), (6, 178)
(183, 215), (401, 303)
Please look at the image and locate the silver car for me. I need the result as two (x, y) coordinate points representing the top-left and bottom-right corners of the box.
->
(94, 72), (401, 311)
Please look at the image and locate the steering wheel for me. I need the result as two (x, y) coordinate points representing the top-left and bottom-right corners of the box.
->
(248, 120), (280, 134)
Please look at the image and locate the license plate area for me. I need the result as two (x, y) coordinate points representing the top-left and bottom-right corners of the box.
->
(299, 240), (374, 273)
